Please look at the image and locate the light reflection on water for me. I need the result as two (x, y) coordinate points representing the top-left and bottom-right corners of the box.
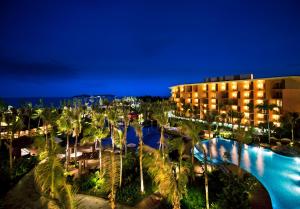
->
(243, 148), (250, 170)
(194, 138), (300, 209)
(231, 142), (238, 165)
(256, 148), (264, 176)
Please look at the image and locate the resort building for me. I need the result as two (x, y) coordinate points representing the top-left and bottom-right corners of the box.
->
(170, 74), (300, 127)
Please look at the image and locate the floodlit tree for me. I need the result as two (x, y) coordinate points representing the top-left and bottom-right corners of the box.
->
(256, 101), (277, 144)
(57, 107), (74, 170)
(153, 101), (171, 157)
(81, 111), (108, 173)
(180, 120), (210, 209)
(34, 137), (76, 209)
(71, 106), (83, 162)
(4, 109), (24, 177)
(282, 112), (300, 143)
(143, 145), (189, 209)
(131, 120), (145, 194)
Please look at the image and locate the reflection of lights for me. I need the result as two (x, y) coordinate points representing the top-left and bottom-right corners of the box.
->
(295, 158), (300, 163)
(285, 173), (300, 181)
(243, 149), (250, 170)
(220, 145), (226, 160)
(244, 144), (248, 149)
(231, 143), (238, 165)
(211, 142), (217, 158)
(256, 148), (264, 176)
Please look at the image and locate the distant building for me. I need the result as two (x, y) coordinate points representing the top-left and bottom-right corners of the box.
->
(170, 74), (300, 126)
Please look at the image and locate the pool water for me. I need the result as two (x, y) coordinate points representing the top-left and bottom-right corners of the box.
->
(194, 137), (300, 209)
(101, 126), (161, 149)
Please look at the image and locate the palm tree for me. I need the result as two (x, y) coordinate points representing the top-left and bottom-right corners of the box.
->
(71, 106), (82, 163)
(204, 110), (217, 138)
(4, 109), (24, 178)
(56, 107), (73, 170)
(81, 111), (108, 173)
(0, 100), (7, 141)
(34, 137), (76, 209)
(106, 107), (119, 151)
(32, 107), (44, 129)
(143, 145), (189, 209)
(282, 112), (300, 143)
(132, 120), (145, 194)
(153, 101), (170, 157)
(22, 102), (33, 136)
(114, 128), (124, 187)
(180, 120), (210, 209)
(33, 107), (57, 147)
(256, 101), (277, 144)
(102, 150), (120, 209)
(169, 137), (185, 172)
(120, 106), (130, 155)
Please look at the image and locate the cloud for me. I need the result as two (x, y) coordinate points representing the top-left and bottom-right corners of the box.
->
(0, 57), (79, 81)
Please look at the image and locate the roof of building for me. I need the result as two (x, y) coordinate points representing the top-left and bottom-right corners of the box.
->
(169, 75), (300, 89)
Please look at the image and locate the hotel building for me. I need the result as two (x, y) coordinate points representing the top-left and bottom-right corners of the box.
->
(170, 74), (300, 127)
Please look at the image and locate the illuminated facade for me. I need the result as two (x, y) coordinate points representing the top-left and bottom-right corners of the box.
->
(170, 74), (300, 127)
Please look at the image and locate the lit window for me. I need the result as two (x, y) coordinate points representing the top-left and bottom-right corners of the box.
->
(232, 92), (237, 98)
(244, 113), (250, 118)
(211, 99), (216, 103)
(203, 110), (207, 114)
(221, 83), (226, 91)
(180, 86), (184, 92)
(258, 113), (264, 119)
(257, 81), (264, 89)
(203, 104), (207, 108)
(187, 99), (191, 103)
(244, 92), (250, 97)
(194, 92), (198, 97)
(244, 99), (250, 104)
(211, 84), (216, 91)
(231, 82), (237, 90)
(211, 104), (216, 109)
(244, 82), (250, 90)
(257, 91), (264, 97)
(257, 99), (263, 104)
(194, 99), (198, 103)
(244, 106), (249, 111)
(202, 85), (207, 91)
(232, 105), (237, 110)
(272, 115), (279, 120)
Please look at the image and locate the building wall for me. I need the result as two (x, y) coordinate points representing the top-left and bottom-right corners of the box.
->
(170, 76), (300, 127)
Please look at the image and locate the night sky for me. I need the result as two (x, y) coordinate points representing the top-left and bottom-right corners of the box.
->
(0, 0), (300, 97)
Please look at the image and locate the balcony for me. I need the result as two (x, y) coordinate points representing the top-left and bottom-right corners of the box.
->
(272, 92), (282, 99)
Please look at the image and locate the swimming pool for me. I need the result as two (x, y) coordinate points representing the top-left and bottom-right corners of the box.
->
(194, 137), (300, 209)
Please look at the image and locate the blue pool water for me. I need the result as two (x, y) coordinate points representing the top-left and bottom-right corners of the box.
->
(194, 137), (300, 209)
(101, 126), (161, 149)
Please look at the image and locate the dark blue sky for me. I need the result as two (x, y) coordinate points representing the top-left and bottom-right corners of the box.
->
(0, 0), (300, 97)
